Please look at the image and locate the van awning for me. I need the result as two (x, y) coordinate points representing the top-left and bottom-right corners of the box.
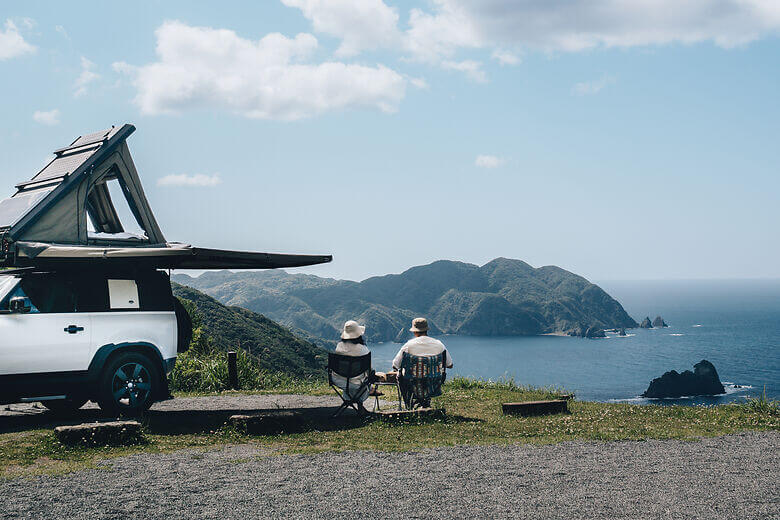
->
(11, 241), (332, 270)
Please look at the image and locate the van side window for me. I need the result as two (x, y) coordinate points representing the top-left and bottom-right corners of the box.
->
(73, 271), (173, 312)
(136, 272), (174, 311)
(75, 278), (110, 312)
(19, 275), (76, 313)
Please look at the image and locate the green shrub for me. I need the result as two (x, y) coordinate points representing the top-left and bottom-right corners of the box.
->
(169, 300), (324, 393)
(448, 375), (570, 398)
(745, 385), (780, 416)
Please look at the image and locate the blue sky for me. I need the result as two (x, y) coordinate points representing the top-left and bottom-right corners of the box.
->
(1, 1), (778, 281)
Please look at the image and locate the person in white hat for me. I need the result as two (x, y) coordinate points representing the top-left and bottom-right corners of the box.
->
(332, 320), (371, 404)
(392, 317), (453, 371)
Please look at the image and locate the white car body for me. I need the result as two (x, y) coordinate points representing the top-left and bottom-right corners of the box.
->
(0, 270), (183, 409)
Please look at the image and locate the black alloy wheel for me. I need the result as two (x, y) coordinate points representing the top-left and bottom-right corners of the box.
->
(97, 352), (160, 416)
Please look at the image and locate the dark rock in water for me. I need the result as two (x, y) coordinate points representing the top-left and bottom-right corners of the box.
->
(567, 324), (606, 338)
(585, 326), (606, 338)
(642, 360), (726, 398)
(652, 316), (668, 328)
(639, 317), (653, 328)
(618, 328), (626, 336)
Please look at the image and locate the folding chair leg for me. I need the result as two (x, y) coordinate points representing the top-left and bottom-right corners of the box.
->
(332, 401), (351, 418)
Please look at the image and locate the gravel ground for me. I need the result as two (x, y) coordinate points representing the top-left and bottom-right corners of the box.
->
(1, 431), (777, 519)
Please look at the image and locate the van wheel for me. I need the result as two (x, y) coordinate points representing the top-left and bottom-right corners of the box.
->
(42, 397), (88, 415)
(97, 352), (159, 416)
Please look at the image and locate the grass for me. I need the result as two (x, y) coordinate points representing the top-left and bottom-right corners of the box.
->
(1, 378), (778, 478)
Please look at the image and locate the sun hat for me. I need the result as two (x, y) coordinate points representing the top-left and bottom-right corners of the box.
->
(409, 317), (429, 333)
(341, 320), (366, 340)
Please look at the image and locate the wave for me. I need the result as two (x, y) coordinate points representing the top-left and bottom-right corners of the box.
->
(723, 382), (753, 394)
(668, 333), (684, 336)
(692, 324), (703, 327)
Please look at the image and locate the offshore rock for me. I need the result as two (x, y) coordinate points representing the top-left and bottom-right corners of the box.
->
(639, 317), (653, 328)
(567, 324), (606, 338)
(585, 326), (606, 338)
(652, 316), (668, 328)
(642, 360), (726, 398)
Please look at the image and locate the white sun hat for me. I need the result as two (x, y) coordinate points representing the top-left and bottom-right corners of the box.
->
(341, 320), (366, 340)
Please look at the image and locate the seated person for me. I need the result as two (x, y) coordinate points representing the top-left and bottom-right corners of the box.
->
(331, 320), (371, 404)
(392, 317), (454, 371)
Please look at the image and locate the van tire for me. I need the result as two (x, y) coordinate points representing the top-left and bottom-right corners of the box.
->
(97, 352), (160, 416)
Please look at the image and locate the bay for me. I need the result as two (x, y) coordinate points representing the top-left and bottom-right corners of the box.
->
(366, 279), (780, 405)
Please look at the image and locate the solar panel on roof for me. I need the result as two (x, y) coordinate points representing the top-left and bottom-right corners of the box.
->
(23, 147), (99, 186)
(0, 186), (55, 228)
(54, 127), (117, 154)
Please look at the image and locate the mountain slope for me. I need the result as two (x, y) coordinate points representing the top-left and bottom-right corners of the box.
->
(172, 284), (326, 377)
(173, 258), (638, 345)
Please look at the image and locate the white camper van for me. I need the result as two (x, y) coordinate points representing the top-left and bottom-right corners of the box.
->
(0, 268), (191, 415)
(0, 124), (331, 414)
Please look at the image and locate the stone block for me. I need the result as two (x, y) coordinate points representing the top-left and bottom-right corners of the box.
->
(54, 421), (143, 446)
(229, 411), (305, 434)
(501, 400), (568, 417)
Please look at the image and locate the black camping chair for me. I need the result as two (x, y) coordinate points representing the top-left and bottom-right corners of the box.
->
(397, 351), (447, 410)
(327, 352), (375, 417)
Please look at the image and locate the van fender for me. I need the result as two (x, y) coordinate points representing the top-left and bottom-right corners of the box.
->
(87, 342), (170, 399)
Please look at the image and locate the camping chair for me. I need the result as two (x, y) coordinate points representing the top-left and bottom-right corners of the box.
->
(327, 352), (375, 417)
(397, 351), (447, 410)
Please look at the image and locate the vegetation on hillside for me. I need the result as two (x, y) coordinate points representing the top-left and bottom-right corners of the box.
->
(169, 301), (324, 393)
(170, 284), (327, 389)
(173, 257), (638, 345)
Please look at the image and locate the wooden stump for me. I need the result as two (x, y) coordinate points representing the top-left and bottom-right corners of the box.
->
(375, 407), (446, 423)
(54, 421), (143, 446)
(502, 400), (568, 417)
(229, 411), (305, 434)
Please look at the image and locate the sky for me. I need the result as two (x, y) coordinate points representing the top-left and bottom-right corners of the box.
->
(0, 0), (778, 282)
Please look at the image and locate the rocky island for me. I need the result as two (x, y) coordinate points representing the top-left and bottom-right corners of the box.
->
(174, 257), (638, 345)
(642, 360), (726, 398)
(652, 316), (668, 328)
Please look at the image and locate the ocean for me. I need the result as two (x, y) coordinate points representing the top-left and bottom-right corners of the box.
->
(367, 279), (780, 405)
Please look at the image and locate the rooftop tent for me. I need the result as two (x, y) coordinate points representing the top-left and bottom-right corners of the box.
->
(0, 125), (164, 245)
(0, 124), (332, 270)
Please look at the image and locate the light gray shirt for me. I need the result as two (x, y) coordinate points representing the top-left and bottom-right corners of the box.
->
(392, 335), (454, 370)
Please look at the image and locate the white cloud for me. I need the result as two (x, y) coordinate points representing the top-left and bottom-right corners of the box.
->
(407, 1), (780, 55)
(409, 76), (429, 89)
(157, 173), (222, 187)
(0, 20), (36, 60)
(441, 60), (487, 83)
(491, 49), (520, 66)
(74, 57), (100, 97)
(475, 155), (505, 168)
(114, 21), (407, 120)
(572, 75), (615, 96)
(33, 109), (60, 126)
(281, 0), (400, 57)
(280, 0), (780, 82)
(405, 1), (482, 63)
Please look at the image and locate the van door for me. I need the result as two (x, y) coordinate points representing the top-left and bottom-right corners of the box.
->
(0, 275), (92, 376)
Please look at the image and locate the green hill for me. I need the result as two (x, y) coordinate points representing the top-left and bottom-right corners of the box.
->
(173, 258), (638, 345)
(172, 283), (326, 378)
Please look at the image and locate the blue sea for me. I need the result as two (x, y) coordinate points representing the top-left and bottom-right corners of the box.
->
(367, 280), (780, 405)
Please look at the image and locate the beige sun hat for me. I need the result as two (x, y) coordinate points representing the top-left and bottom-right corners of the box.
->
(409, 317), (429, 333)
(341, 320), (366, 340)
